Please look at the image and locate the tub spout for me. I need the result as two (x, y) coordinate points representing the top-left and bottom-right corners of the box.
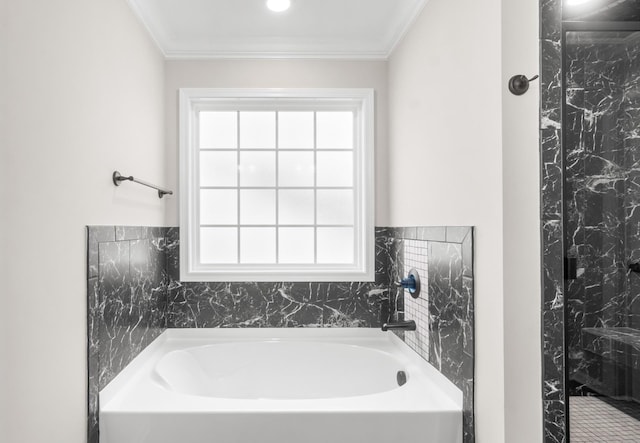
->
(381, 320), (416, 332)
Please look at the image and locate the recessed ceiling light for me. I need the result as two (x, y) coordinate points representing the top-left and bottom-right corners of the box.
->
(266, 0), (291, 13)
(566, 0), (594, 5)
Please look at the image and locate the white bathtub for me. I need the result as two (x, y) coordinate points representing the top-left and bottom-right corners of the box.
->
(100, 328), (463, 443)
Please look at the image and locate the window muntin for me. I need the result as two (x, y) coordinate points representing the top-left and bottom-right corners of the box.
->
(179, 89), (374, 282)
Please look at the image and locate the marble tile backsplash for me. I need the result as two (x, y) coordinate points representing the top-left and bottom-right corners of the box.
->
(87, 225), (474, 443)
(87, 226), (170, 443)
(391, 227), (474, 443)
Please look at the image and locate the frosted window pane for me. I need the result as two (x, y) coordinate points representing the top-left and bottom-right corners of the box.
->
(240, 112), (276, 149)
(279, 228), (314, 264)
(317, 228), (354, 264)
(200, 151), (237, 187)
(239, 152), (276, 187)
(278, 112), (314, 149)
(240, 228), (276, 264)
(200, 190), (237, 225)
(317, 190), (353, 225)
(200, 228), (238, 264)
(278, 152), (314, 187)
(316, 152), (353, 187)
(279, 190), (314, 225)
(317, 112), (353, 149)
(240, 190), (276, 225)
(199, 112), (237, 149)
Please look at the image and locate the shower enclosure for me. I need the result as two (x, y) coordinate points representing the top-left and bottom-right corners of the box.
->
(563, 17), (640, 441)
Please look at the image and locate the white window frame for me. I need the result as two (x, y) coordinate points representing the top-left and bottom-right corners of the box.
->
(179, 88), (375, 282)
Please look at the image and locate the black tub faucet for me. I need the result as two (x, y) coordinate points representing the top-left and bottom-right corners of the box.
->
(381, 320), (416, 331)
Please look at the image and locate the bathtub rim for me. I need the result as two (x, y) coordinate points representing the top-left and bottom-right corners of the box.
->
(100, 328), (463, 413)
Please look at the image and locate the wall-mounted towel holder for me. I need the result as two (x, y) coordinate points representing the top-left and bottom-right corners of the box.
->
(508, 74), (539, 96)
(112, 171), (173, 199)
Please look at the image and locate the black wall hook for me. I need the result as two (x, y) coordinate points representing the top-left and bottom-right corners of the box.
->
(508, 74), (539, 96)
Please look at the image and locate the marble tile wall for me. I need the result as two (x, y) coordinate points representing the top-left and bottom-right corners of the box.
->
(87, 226), (170, 443)
(164, 227), (396, 328)
(564, 34), (640, 396)
(87, 225), (474, 443)
(541, 1), (640, 440)
(541, 0), (566, 441)
(390, 227), (475, 443)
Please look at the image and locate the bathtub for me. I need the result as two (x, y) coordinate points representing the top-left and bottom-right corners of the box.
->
(100, 328), (463, 443)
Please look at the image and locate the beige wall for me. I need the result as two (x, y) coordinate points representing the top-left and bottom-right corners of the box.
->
(0, 0), (7, 439)
(164, 59), (389, 226)
(389, 0), (542, 441)
(502, 0), (543, 441)
(0, 0), (165, 442)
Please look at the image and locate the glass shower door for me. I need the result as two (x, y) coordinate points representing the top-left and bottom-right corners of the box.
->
(564, 27), (640, 442)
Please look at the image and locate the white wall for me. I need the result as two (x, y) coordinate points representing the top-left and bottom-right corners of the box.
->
(389, 0), (543, 441)
(389, 0), (541, 441)
(164, 59), (389, 226)
(1, 1), (165, 442)
(502, 0), (543, 441)
(0, 0), (8, 439)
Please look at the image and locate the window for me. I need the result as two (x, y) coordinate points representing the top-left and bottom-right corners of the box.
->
(179, 88), (374, 282)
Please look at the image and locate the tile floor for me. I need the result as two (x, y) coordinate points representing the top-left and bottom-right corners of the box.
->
(570, 396), (640, 442)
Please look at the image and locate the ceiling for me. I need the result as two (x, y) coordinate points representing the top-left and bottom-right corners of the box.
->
(126, 0), (428, 59)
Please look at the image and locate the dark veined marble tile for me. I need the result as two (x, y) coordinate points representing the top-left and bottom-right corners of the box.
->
(543, 308), (565, 401)
(115, 226), (143, 241)
(428, 242), (464, 385)
(540, 0), (562, 40)
(541, 0), (565, 440)
(463, 404), (475, 443)
(165, 227), (180, 282)
(416, 226), (446, 242)
(544, 400), (566, 443)
(583, 267), (628, 330)
(583, 226), (625, 270)
(461, 277), (474, 359)
(375, 227), (396, 286)
(628, 275), (640, 329)
(88, 388), (99, 443)
(462, 231), (473, 278)
(323, 282), (389, 327)
(542, 220), (564, 308)
(541, 130), (563, 220)
(541, 39), (562, 126)
(87, 276), (101, 443)
(169, 282), (327, 328)
(565, 277), (585, 345)
(96, 234), (169, 389)
(87, 226), (116, 279)
(400, 227), (417, 240)
(445, 227), (470, 244)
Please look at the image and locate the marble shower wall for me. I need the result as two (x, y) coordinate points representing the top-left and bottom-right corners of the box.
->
(87, 225), (475, 442)
(540, 1), (640, 439)
(565, 34), (640, 394)
(541, 0), (567, 441)
(87, 226), (170, 443)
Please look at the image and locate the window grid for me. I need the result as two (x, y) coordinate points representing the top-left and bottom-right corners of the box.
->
(313, 112), (318, 264)
(275, 112), (280, 264)
(235, 111), (241, 264)
(198, 110), (356, 265)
